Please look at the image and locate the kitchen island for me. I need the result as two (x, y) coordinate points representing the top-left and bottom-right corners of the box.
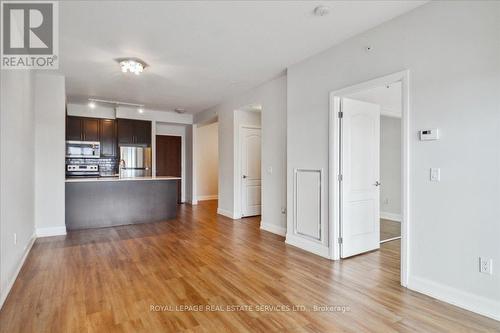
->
(65, 176), (180, 230)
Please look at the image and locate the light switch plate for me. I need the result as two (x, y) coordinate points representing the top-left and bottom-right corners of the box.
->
(430, 168), (440, 182)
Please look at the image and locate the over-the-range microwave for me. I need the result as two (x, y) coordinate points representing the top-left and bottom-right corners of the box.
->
(66, 141), (101, 158)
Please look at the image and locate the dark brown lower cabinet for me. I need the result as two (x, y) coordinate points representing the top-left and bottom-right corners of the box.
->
(156, 135), (182, 203)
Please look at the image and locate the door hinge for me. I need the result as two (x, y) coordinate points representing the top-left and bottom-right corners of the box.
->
(338, 174), (343, 181)
(338, 111), (343, 118)
(338, 237), (343, 244)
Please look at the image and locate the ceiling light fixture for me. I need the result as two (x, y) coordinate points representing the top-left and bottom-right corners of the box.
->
(175, 108), (186, 114)
(88, 101), (96, 109)
(117, 58), (147, 75)
(313, 5), (330, 16)
(137, 108), (144, 114)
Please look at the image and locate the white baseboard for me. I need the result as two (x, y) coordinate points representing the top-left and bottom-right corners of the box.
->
(197, 195), (218, 201)
(217, 207), (240, 219)
(36, 226), (67, 237)
(0, 233), (36, 309)
(408, 275), (500, 321)
(285, 234), (331, 259)
(380, 211), (402, 222)
(260, 221), (286, 236)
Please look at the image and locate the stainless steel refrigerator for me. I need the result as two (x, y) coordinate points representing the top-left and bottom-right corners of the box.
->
(119, 146), (152, 178)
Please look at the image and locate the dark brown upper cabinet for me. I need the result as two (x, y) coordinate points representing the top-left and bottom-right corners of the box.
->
(66, 116), (100, 142)
(66, 116), (83, 141)
(117, 119), (151, 146)
(99, 119), (117, 157)
(82, 118), (100, 141)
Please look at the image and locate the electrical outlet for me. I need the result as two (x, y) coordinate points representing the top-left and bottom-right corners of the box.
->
(13, 233), (17, 245)
(383, 198), (389, 205)
(479, 257), (493, 274)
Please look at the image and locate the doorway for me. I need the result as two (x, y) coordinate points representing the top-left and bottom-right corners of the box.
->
(240, 126), (262, 217)
(234, 106), (262, 219)
(330, 71), (409, 286)
(195, 121), (219, 202)
(156, 135), (182, 203)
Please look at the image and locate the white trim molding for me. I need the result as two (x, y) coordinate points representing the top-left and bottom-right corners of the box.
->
(260, 221), (286, 236)
(197, 195), (219, 201)
(408, 275), (500, 321)
(217, 207), (239, 219)
(0, 234), (36, 308)
(380, 211), (402, 222)
(36, 226), (67, 237)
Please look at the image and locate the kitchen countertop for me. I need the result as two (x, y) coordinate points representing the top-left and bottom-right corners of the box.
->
(65, 176), (181, 183)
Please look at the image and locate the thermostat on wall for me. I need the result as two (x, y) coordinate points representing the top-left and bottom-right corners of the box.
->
(419, 129), (439, 141)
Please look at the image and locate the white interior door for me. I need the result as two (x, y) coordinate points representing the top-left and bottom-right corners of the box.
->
(241, 127), (261, 217)
(341, 98), (380, 258)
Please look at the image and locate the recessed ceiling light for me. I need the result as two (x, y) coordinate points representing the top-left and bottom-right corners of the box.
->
(117, 58), (147, 75)
(88, 101), (96, 109)
(175, 108), (186, 114)
(313, 5), (330, 17)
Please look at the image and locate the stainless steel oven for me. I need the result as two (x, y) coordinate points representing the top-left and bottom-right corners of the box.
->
(66, 141), (101, 158)
(66, 164), (100, 178)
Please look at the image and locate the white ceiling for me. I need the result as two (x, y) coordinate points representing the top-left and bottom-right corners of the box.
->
(348, 81), (402, 117)
(60, 1), (426, 113)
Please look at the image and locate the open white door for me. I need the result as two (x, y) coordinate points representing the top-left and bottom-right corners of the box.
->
(241, 127), (261, 217)
(341, 98), (380, 258)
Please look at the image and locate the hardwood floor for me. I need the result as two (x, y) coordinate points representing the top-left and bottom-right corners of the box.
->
(1, 200), (499, 332)
(380, 219), (401, 241)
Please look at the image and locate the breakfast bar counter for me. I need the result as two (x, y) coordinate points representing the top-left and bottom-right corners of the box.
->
(65, 176), (181, 230)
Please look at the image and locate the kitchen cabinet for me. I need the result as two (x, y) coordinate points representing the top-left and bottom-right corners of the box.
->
(82, 118), (99, 141)
(66, 116), (82, 141)
(135, 120), (152, 145)
(99, 119), (117, 157)
(117, 119), (151, 146)
(66, 116), (100, 142)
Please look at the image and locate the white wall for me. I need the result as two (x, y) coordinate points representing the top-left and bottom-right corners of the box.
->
(195, 75), (287, 235)
(380, 116), (401, 219)
(34, 74), (66, 237)
(195, 122), (219, 200)
(286, 1), (500, 319)
(155, 122), (187, 203)
(0, 71), (36, 307)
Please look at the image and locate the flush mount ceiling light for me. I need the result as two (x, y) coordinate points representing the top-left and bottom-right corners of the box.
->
(313, 5), (330, 16)
(117, 58), (147, 75)
(175, 108), (186, 114)
(88, 101), (96, 109)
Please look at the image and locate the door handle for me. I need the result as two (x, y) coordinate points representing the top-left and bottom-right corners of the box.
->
(242, 175), (247, 179)
(374, 181), (381, 187)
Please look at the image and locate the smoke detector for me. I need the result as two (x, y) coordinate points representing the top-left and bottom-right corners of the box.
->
(313, 5), (330, 16)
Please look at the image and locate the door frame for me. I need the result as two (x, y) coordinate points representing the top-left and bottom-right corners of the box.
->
(238, 125), (262, 218)
(329, 70), (410, 287)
